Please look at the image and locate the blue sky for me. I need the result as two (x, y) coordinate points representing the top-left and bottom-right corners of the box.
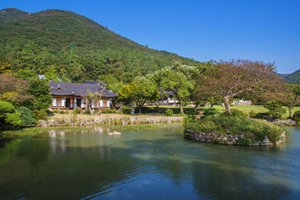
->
(1, 0), (299, 73)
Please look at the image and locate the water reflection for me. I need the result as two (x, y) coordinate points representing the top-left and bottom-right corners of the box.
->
(0, 126), (299, 199)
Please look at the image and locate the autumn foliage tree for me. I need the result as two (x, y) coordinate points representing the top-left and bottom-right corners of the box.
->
(195, 60), (286, 115)
(0, 73), (33, 103)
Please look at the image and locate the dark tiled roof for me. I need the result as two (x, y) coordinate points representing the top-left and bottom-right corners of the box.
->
(84, 80), (106, 86)
(49, 81), (118, 97)
(167, 91), (174, 96)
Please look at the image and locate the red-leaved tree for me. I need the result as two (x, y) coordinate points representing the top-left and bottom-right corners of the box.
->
(195, 60), (285, 115)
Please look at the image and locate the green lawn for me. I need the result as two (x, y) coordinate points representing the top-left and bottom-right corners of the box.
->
(204, 105), (300, 119)
(148, 105), (300, 119)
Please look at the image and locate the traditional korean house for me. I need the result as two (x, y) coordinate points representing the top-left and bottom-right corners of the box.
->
(49, 80), (118, 110)
(149, 91), (178, 106)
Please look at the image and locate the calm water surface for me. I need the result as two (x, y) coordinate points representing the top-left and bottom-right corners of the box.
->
(0, 125), (300, 200)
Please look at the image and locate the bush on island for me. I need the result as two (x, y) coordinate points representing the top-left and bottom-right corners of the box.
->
(221, 109), (247, 117)
(203, 108), (219, 119)
(249, 110), (256, 118)
(165, 109), (173, 116)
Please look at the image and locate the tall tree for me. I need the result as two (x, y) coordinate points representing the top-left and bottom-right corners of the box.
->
(22, 77), (52, 111)
(149, 62), (199, 114)
(118, 76), (158, 113)
(195, 60), (285, 115)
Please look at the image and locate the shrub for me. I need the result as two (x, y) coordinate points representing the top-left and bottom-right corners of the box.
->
(293, 110), (300, 122)
(255, 113), (263, 119)
(66, 109), (69, 114)
(236, 138), (251, 146)
(92, 110), (98, 115)
(185, 109), (198, 115)
(101, 109), (117, 114)
(213, 139), (222, 144)
(15, 107), (35, 126)
(0, 101), (21, 130)
(203, 108), (219, 119)
(83, 110), (90, 115)
(60, 110), (65, 114)
(165, 109), (173, 116)
(221, 109), (246, 117)
(264, 100), (286, 119)
(122, 106), (131, 114)
(32, 110), (47, 121)
(65, 122), (70, 126)
(73, 108), (81, 114)
(231, 109), (247, 117)
(249, 110), (256, 118)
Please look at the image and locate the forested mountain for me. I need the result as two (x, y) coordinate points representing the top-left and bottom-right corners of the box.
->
(0, 8), (31, 22)
(0, 9), (198, 83)
(285, 69), (300, 84)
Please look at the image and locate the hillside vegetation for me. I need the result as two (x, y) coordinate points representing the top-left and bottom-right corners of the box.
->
(285, 69), (300, 84)
(0, 9), (197, 83)
(0, 8), (31, 22)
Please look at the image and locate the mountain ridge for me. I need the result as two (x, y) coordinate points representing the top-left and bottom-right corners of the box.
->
(0, 8), (197, 82)
(0, 8), (32, 22)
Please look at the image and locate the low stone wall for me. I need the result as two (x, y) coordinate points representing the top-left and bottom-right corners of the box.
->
(38, 116), (184, 127)
(185, 130), (286, 146)
(272, 119), (297, 126)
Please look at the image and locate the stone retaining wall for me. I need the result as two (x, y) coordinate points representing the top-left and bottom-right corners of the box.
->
(185, 130), (286, 146)
(38, 117), (184, 127)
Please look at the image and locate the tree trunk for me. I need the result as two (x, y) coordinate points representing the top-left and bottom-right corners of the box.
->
(139, 106), (142, 114)
(224, 96), (231, 115)
(289, 108), (292, 119)
(89, 106), (93, 115)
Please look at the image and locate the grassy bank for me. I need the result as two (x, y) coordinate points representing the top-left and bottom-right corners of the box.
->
(1, 124), (175, 137)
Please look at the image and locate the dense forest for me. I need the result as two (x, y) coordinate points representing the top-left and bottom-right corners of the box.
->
(0, 8), (198, 83)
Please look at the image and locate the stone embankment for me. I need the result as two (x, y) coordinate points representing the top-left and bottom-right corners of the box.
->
(38, 116), (183, 127)
(185, 129), (286, 146)
(271, 119), (297, 126)
(252, 119), (297, 126)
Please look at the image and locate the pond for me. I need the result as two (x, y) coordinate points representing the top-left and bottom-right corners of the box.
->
(0, 125), (300, 200)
